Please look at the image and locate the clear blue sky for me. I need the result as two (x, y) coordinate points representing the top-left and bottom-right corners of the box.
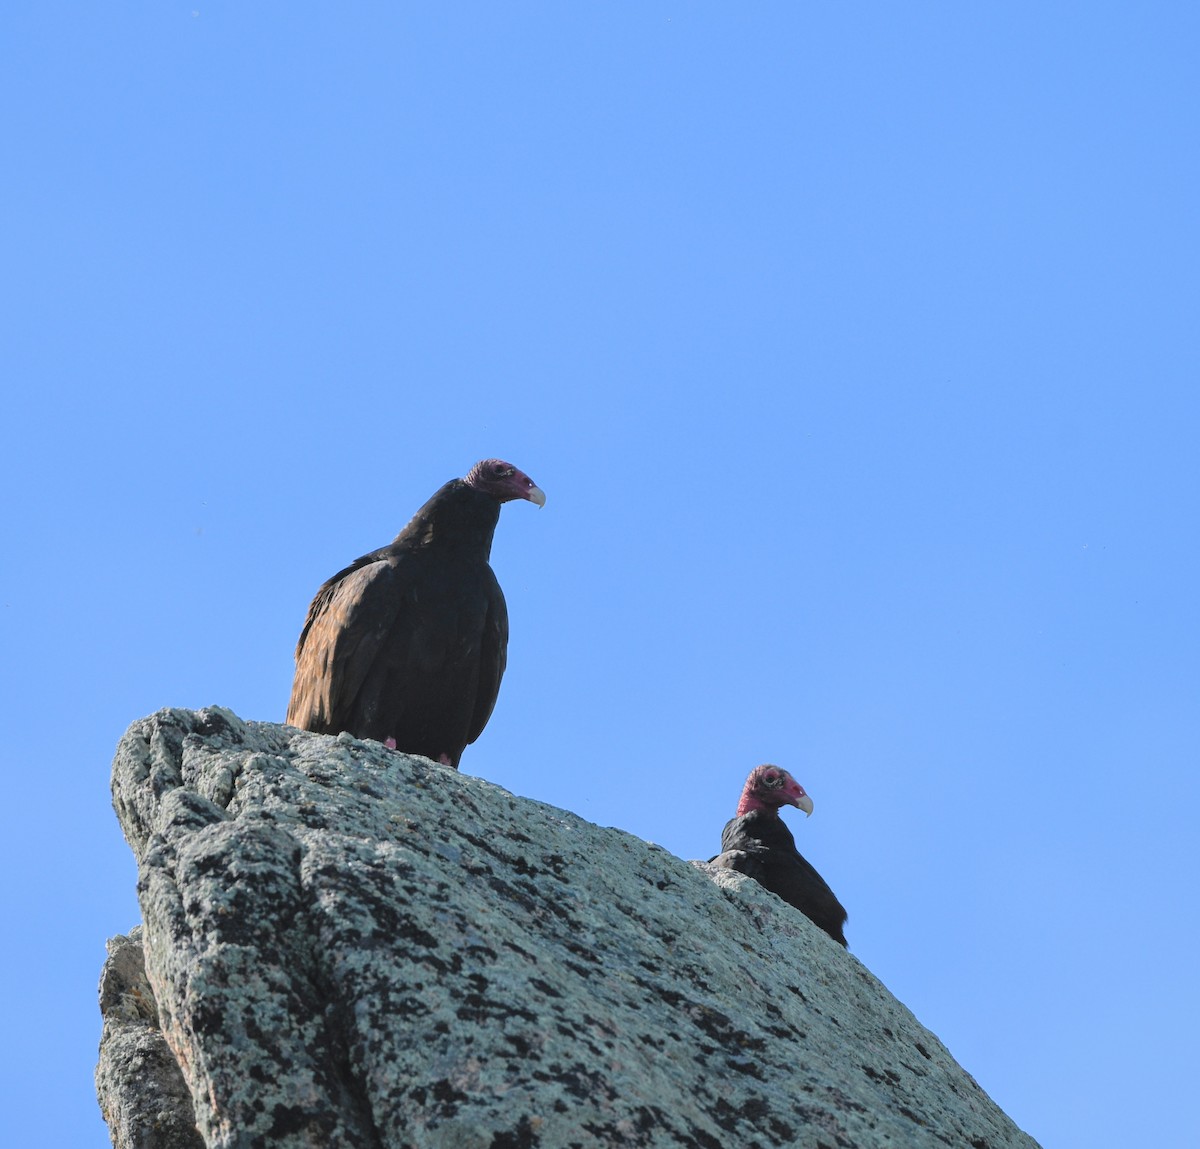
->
(2, 5), (1197, 1147)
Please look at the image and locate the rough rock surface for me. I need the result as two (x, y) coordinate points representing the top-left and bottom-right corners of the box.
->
(96, 927), (205, 1149)
(100, 707), (1041, 1149)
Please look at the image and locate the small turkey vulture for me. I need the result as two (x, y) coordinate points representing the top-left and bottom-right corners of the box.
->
(286, 459), (545, 768)
(710, 764), (848, 946)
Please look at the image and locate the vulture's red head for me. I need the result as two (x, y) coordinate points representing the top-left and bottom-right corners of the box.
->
(465, 459), (546, 507)
(736, 764), (815, 818)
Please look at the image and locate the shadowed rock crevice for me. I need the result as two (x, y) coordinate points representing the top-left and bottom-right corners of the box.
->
(98, 707), (1041, 1149)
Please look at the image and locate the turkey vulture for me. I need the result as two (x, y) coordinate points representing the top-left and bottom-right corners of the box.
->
(286, 458), (545, 768)
(710, 765), (848, 946)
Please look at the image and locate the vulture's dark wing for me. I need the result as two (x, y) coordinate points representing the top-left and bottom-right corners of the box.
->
(288, 549), (508, 764)
(286, 551), (408, 734)
(709, 817), (773, 891)
(710, 843), (771, 880)
(465, 571), (508, 747)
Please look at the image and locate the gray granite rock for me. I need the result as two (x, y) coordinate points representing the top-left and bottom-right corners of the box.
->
(100, 707), (1041, 1149)
(96, 927), (205, 1149)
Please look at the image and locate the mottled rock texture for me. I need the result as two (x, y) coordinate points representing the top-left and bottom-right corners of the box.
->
(96, 927), (205, 1149)
(100, 707), (1041, 1149)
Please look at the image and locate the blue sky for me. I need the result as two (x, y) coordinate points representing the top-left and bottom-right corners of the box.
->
(3, 5), (1198, 1146)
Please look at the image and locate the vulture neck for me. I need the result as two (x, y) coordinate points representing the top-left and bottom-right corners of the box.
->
(735, 791), (782, 818)
(392, 479), (502, 561)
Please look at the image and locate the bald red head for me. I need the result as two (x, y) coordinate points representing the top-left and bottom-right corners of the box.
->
(736, 765), (815, 818)
(464, 459), (546, 506)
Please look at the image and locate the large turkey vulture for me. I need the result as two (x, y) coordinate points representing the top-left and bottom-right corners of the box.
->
(286, 458), (545, 768)
(710, 764), (848, 946)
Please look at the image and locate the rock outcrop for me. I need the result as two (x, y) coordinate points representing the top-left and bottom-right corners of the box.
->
(98, 707), (1041, 1149)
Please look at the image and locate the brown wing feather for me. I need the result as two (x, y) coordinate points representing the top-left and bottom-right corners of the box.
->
(286, 555), (406, 732)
